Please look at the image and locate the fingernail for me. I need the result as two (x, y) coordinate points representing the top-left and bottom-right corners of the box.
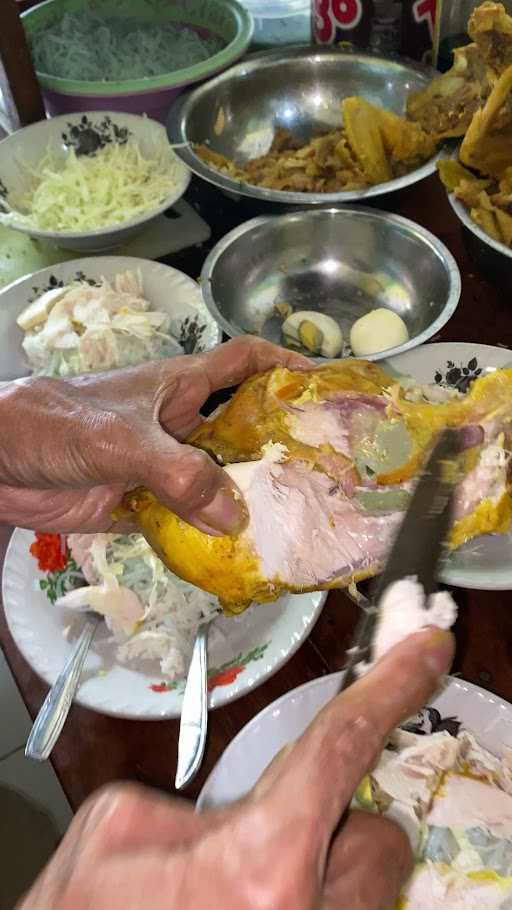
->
(421, 627), (455, 676)
(196, 485), (248, 535)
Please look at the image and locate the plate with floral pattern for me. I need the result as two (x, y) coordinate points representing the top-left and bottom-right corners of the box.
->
(1, 528), (326, 720)
(382, 342), (512, 591)
(198, 672), (512, 810)
(0, 255), (221, 382)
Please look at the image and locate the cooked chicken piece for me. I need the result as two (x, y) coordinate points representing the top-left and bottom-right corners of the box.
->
(341, 98), (436, 183)
(460, 62), (512, 176)
(195, 98), (437, 194)
(407, 44), (489, 138)
(117, 361), (512, 613)
(468, 1), (512, 80)
(438, 158), (512, 246)
(408, 3), (512, 138)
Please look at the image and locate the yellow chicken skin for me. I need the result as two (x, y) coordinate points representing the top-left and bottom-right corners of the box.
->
(407, 3), (512, 140)
(460, 63), (512, 177)
(118, 361), (512, 613)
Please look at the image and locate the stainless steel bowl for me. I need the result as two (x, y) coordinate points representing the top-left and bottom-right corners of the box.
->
(449, 190), (512, 291)
(200, 207), (461, 361)
(168, 45), (440, 207)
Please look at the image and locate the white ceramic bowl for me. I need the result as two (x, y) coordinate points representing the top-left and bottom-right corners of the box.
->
(0, 255), (221, 380)
(0, 112), (190, 252)
(197, 673), (512, 809)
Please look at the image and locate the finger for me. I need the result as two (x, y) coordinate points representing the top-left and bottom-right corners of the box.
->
(198, 336), (311, 395)
(250, 744), (296, 801)
(256, 628), (454, 855)
(323, 810), (413, 910)
(0, 483), (129, 533)
(137, 433), (248, 536)
(78, 784), (211, 857)
(19, 784), (210, 909)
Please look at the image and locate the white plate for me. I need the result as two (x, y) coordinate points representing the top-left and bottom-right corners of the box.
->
(0, 255), (221, 381)
(381, 342), (512, 591)
(2, 529), (326, 720)
(198, 672), (512, 810)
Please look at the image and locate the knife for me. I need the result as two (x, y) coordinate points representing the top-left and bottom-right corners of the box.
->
(340, 427), (462, 691)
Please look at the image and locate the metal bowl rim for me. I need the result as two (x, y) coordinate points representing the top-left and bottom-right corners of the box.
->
(448, 189), (512, 261)
(443, 143), (512, 260)
(199, 205), (462, 362)
(168, 45), (440, 206)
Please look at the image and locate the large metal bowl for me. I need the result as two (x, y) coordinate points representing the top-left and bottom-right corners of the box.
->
(168, 45), (440, 207)
(200, 207), (461, 361)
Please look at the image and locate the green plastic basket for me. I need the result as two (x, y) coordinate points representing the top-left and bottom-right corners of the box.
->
(22, 0), (253, 121)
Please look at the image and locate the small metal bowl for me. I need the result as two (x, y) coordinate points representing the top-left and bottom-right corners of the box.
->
(449, 190), (512, 291)
(200, 207), (461, 361)
(168, 45), (440, 208)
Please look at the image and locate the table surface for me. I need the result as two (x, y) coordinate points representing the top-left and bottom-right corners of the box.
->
(1, 173), (512, 811)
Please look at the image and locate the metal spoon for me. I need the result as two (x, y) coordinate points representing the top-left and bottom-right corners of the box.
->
(174, 619), (212, 791)
(25, 614), (100, 762)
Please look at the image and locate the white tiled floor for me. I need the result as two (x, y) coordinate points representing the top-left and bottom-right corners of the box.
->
(0, 648), (72, 907)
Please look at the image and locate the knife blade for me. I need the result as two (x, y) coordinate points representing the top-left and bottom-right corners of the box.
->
(373, 426), (462, 602)
(340, 427), (462, 690)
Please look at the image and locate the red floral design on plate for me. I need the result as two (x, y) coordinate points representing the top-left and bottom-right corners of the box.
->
(207, 665), (244, 692)
(30, 533), (68, 573)
(149, 643), (270, 694)
(150, 683), (171, 693)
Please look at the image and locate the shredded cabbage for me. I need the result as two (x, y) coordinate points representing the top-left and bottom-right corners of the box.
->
(1, 140), (182, 233)
(28, 12), (224, 82)
(62, 532), (220, 680)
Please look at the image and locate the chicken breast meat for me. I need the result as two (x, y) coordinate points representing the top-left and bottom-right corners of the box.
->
(118, 360), (512, 613)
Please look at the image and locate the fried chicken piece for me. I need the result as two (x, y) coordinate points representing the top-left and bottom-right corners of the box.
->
(468, 1), (512, 80)
(438, 158), (512, 247)
(194, 96), (437, 194)
(194, 144), (245, 181)
(407, 44), (488, 138)
(342, 97), (392, 184)
(343, 97), (437, 184)
(460, 63), (512, 176)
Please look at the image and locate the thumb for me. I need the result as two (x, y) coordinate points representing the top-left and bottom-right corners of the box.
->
(252, 627), (454, 861)
(139, 435), (248, 537)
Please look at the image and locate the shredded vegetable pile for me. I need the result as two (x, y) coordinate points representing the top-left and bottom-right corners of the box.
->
(2, 139), (182, 233)
(28, 12), (225, 82)
(17, 269), (183, 377)
(59, 533), (220, 680)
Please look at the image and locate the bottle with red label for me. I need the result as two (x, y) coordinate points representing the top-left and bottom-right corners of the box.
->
(400, 0), (437, 63)
(312, 0), (375, 47)
(312, 0), (437, 61)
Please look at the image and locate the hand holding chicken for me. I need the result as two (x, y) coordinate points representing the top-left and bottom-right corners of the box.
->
(0, 337), (308, 535)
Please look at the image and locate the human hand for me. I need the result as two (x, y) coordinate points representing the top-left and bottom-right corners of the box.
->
(0, 337), (308, 534)
(18, 627), (454, 910)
